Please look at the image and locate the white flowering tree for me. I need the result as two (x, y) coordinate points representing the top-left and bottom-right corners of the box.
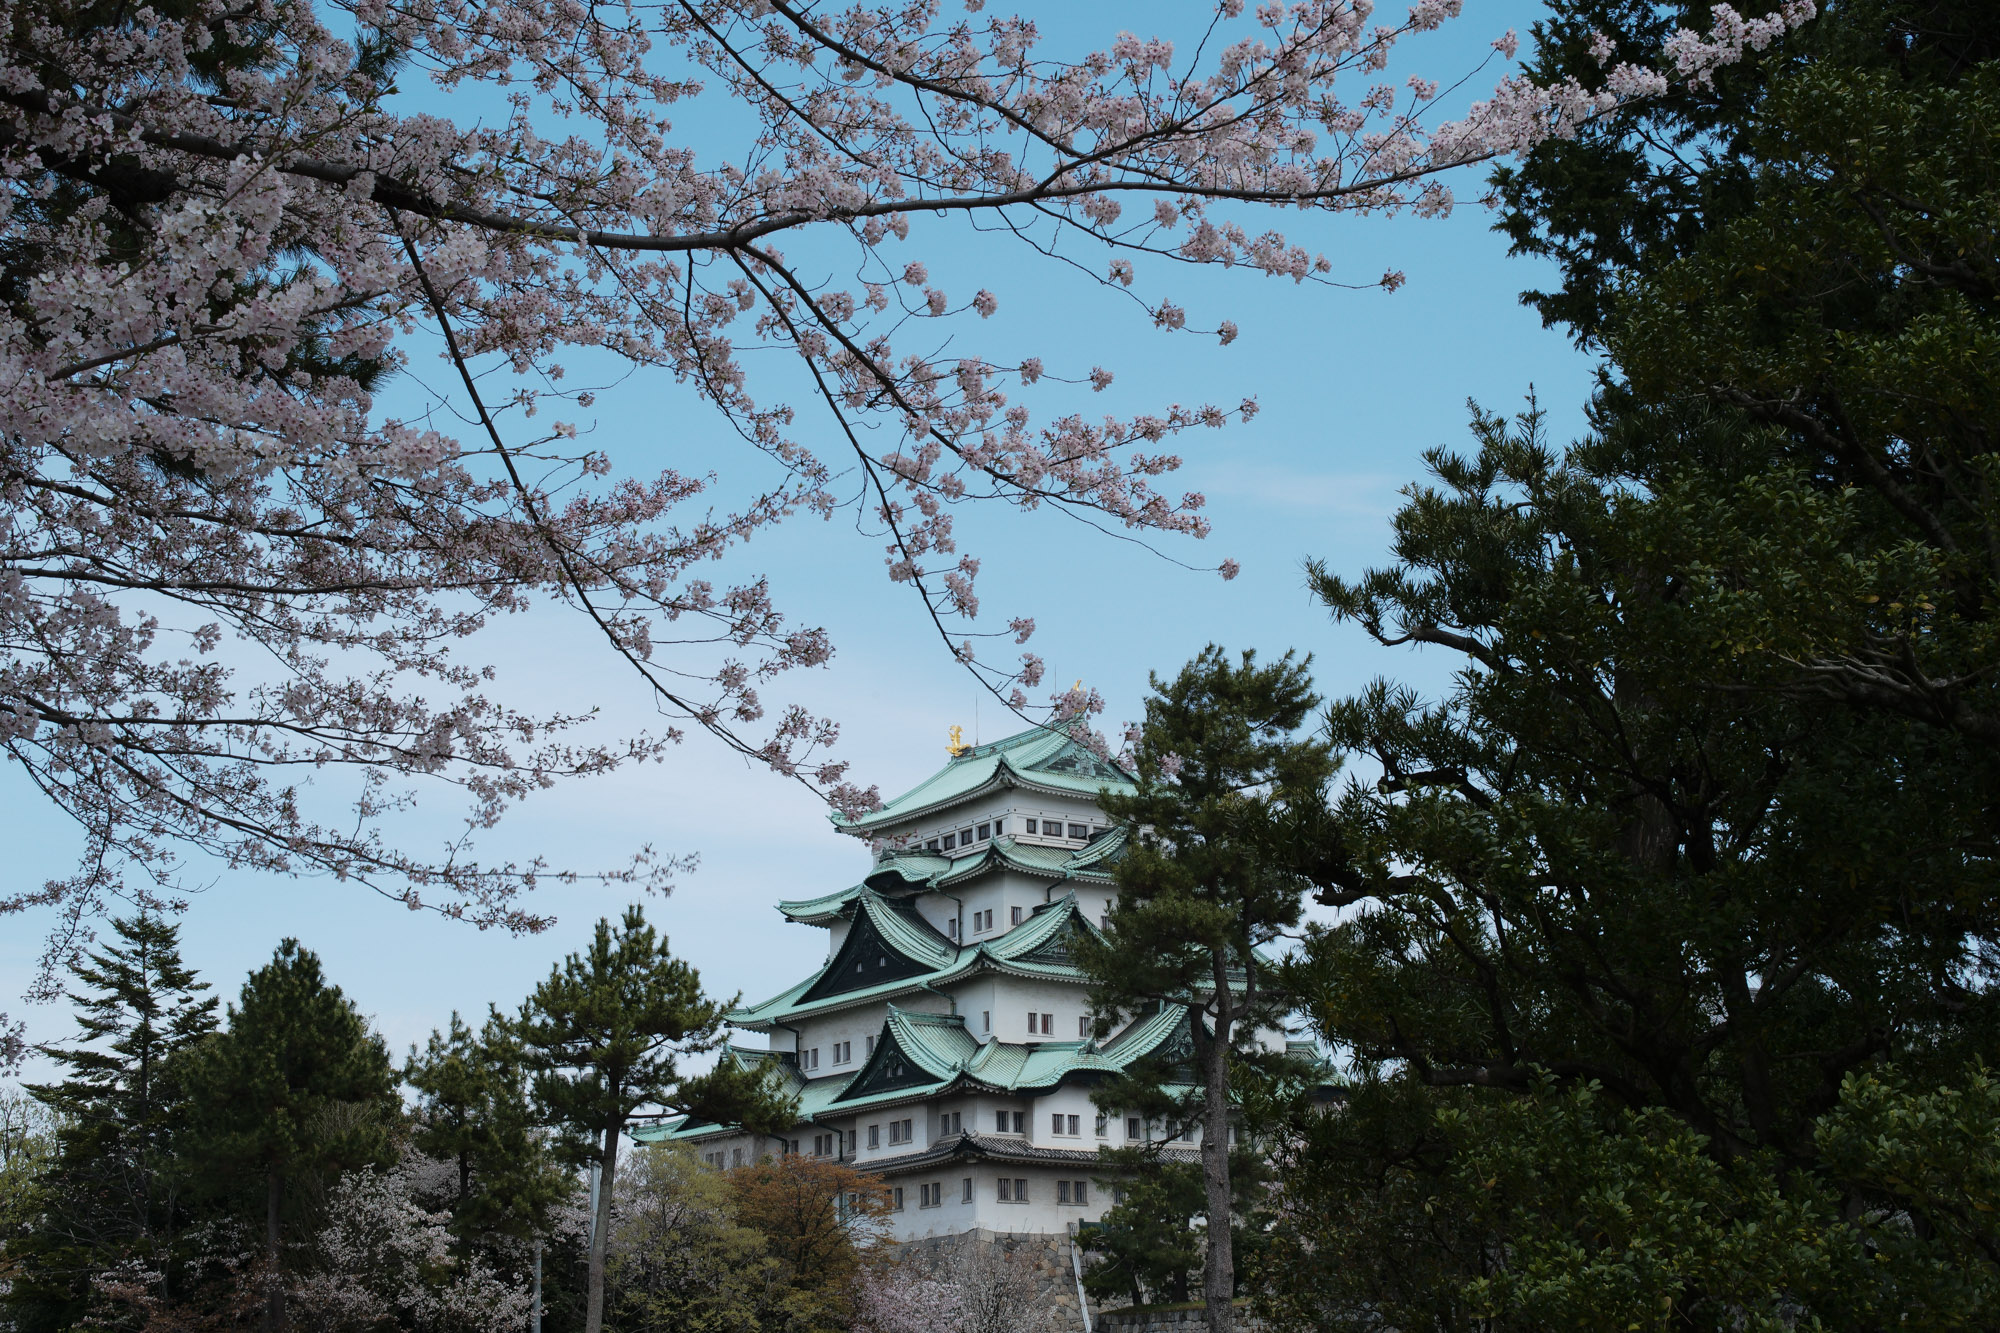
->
(288, 1151), (539, 1332)
(0, 0), (1813, 1006)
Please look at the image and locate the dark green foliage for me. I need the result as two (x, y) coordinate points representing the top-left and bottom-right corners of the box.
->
(1078, 646), (1334, 1329)
(1080, 1157), (1206, 1308)
(179, 939), (398, 1327)
(5, 914), (216, 1329)
(1266, 392), (2000, 1326)
(406, 1009), (567, 1250)
(1261, 2), (2000, 1322)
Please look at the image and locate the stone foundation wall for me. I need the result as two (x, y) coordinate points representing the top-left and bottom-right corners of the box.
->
(887, 1228), (1092, 1332)
(883, 1229), (1271, 1333)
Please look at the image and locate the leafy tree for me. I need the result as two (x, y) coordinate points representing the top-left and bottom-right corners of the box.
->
(1258, 1), (2000, 1323)
(1267, 387), (2000, 1328)
(518, 904), (788, 1333)
(1078, 645), (1333, 1333)
(4, 913), (216, 1328)
(1080, 1158), (1204, 1308)
(608, 1141), (778, 1333)
(287, 1150), (532, 1333)
(406, 1009), (567, 1250)
(727, 1152), (892, 1333)
(1497, 0), (2000, 747)
(181, 939), (399, 1332)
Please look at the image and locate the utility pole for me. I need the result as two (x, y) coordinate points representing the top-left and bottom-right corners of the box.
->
(531, 1241), (543, 1333)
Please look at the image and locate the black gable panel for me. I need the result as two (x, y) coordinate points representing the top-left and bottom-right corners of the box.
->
(844, 1032), (936, 1096)
(836, 1025), (938, 1101)
(798, 907), (930, 1004)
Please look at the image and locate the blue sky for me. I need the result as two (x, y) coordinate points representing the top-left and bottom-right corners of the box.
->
(2, 1), (1601, 1076)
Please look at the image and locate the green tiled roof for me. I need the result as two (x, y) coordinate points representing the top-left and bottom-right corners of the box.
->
(834, 727), (1136, 833)
(774, 831), (1124, 930)
(730, 892), (1106, 1026)
(776, 884), (864, 923)
(641, 1004), (1197, 1140)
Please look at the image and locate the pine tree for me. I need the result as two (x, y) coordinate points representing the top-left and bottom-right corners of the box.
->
(406, 1008), (568, 1249)
(517, 904), (791, 1333)
(6, 913), (216, 1327)
(1078, 646), (1335, 1333)
(180, 939), (398, 1332)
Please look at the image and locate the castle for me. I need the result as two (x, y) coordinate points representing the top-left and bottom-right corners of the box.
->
(642, 725), (1300, 1239)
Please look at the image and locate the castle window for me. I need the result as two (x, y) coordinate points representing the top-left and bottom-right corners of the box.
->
(960, 827), (974, 845)
(995, 1108), (1008, 1132)
(927, 838), (940, 850)
(993, 817), (1006, 834)
(1023, 819), (1038, 833)
(981, 1010), (991, 1033)
(891, 1187), (905, 1211)
(962, 1177), (974, 1203)
(868, 1124), (881, 1149)
(976, 822), (990, 841)
(1057, 1180), (1070, 1204)
(942, 832), (957, 850)
(1096, 1114), (1108, 1137)
(1069, 823), (1089, 840)
(998, 1177), (1013, 1201)
(1126, 1116), (1141, 1141)
(1079, 1016), (1090, 1038)
(948, 917), (959, 940)
(1010, 906), (1024, 927)
(888, 1118), (913, 1145)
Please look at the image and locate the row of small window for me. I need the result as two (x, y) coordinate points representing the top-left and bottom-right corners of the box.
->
(887, 1177), (1092, 1210)
(704, 1118), (1238, 1170)
(951, 906), (1024, 939)
(924, 817), (1106, 852)
(798, 1036), (872, 1072)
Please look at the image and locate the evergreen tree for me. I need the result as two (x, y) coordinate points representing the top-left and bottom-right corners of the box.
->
(181, 939), (399, 1332)
(406, 1008), (567, 1250)
(1077, 646), (1334, 1333)
(1079, 1159), (1204, 1309)
(1256, 2), (2000, 1325)
(5, 913), (216, 1328)
(517, 904), (790, 1333)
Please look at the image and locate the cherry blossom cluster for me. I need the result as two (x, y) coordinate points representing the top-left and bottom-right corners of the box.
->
(0, 0), (1812, 972)
(289, 1152), (537, 1328)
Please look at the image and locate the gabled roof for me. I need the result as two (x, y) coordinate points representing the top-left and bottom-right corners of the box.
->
(834, 727), (1136, 835)
(774, 830), (1127, 928)
(791, 890), (956, 1007)
(730, 892), (1108, 1027)
(654, 1001), (1199, 1137)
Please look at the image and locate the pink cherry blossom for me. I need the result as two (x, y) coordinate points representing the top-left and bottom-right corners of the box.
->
(0, 0), (1813, 986)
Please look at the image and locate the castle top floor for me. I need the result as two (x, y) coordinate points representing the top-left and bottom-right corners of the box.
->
(831, 726), (1136, 859)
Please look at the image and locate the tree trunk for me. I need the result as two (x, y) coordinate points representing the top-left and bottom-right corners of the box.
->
(1199, 998), (1235, 1333)
(583, 1123), (619, 1333)
(263, 1167), (285, 1332)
